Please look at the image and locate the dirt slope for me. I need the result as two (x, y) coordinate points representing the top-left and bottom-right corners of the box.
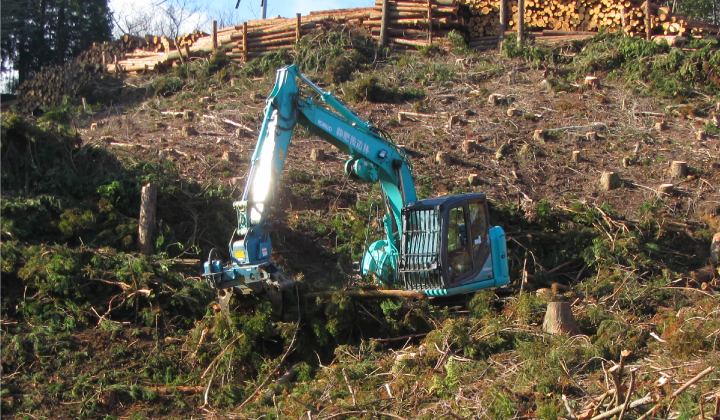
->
(2, 33), (720, 419)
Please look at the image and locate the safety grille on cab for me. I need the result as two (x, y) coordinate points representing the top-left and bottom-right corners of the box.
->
(399, 207), (444, 290)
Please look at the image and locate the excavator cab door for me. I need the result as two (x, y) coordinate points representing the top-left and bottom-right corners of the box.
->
(399, 193), (492, 292)
(443, 198), (490, 286)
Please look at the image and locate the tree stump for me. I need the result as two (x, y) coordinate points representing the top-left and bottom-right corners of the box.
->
(584, 76), (600, 89)
(710, 232), (720, 263)
(622, 156), (630, 168)
(533, 129), (547, 143)
(182, 126), (198, 137)
(654, 119), (667, 131)
(658, 183), (674, 195)
(600, 171), (621, 191)
(229, 177), (243, 188)
(571, 150), (581, 162)
(222, 151), (238, 162)
(462, 140), (478, 154)
(468, 173), (480, 186)
(539, 79), (554, 91)
(585, 131), (598, 141)
(436, 151), (452, 166)
(542, 301), (580, 335)
(488, 93), (506, 106)
(670, 161), (687, 178)
(138, 183), (158, 255)
(507, 107), (521, 117)
(633, 142), (642, 158)
(90, 122), (98, 130)
(311, 148), (325, 162)
(183, 109), (194, 121)
(448, 115), (460, 127)
(695, 131), (706, 141)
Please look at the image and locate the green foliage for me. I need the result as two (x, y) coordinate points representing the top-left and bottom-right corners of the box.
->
(487, 387), (517, 419)
(510, 293), (546, 325)
(325, 294), (355, 340)
(344, 74), (425, 103)
(153, 76), (184, 97)
(296, 25), (379, 84)
(2, 242), (213, 332)
(207, 50), (230, 75)
(241, 49), (295, 77)
(504, 32), (720, 97)
(468, 290), (498, 319)
(445, 30), (469, 54)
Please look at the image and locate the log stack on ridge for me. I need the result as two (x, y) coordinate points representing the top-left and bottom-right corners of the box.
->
(16, 1), (720, 112)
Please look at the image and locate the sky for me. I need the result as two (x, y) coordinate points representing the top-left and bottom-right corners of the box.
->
(110, 0), (375, 37)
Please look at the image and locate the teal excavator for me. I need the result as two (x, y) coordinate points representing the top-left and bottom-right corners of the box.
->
(203, 65), (509, 309)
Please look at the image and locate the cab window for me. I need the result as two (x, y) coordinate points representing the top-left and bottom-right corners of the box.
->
(447, 206), (471, 280)
(468, 201), (488, 258)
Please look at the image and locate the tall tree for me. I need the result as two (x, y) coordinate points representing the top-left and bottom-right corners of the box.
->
(1, 0), (112, 85)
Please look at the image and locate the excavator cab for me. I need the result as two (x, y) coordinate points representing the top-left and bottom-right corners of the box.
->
(397, 193), (509, 296)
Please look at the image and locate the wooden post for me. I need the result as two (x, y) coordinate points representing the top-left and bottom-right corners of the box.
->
(138, 183), (158, 255)
(499, 0), (507, 50)
(380, 0), (389, 48)
(427, 0), (433, 45)
(645, 0), (651, 40)
(242, 22), (248, 62)
(212, 21), (218, 51)
(517, 0), (525, 48)
(296, 13), (301, 42)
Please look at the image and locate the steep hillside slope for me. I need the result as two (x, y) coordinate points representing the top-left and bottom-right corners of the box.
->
(2, 30), (720, 419)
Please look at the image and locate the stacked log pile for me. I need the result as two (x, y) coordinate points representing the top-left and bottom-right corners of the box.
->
(652, 5), (718, 37)
(17, 1), (720, 112)
(101, 1), (720, 74)
(363, 0), (466, 48)
(463, 0), (719, 45)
